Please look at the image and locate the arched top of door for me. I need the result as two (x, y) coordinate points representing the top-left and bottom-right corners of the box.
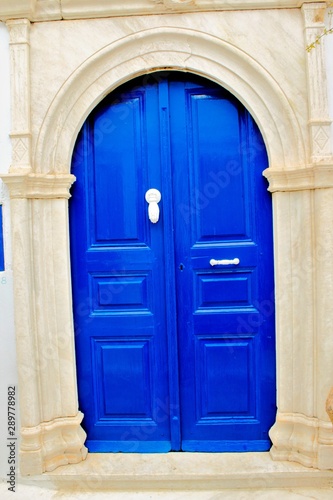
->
(34, 27), (305, 174)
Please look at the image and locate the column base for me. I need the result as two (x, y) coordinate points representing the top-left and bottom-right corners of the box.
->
(20, 412), (87, 476)
(269, 412), (333, 470)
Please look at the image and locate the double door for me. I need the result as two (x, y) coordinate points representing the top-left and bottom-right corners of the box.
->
(70, 72), (276, 452)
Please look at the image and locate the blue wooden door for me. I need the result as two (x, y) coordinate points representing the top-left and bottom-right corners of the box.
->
(70, 72), (276, 453)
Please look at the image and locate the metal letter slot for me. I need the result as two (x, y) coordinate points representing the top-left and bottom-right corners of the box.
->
(210, 258), (240, 266)
(145, 188), (161, 224)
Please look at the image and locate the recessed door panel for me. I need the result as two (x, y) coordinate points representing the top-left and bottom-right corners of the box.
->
(195, 271), (253, 310)
(92, 94), (149, 246)
(196, 337), (255, 418)
(169, 76), (275, 451)
(188, 92), (248, 242)
(90, 273), (151, 314)
(93, 338), (153, 418)
(71, 79), (171, 452)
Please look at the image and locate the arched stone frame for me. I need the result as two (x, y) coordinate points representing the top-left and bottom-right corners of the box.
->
(2, 23), (333, 476)
(35, 28), (305, 173)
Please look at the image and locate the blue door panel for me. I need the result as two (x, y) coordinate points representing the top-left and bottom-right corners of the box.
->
(193, 313), (260, 335)
(195, 272), (252, 309)
(92, 95), (148, 244)
(169, 76), (275, 450)
(187, 92), (248, 241)
(93, 339), (152, 417)
(92, 274), (151, 311)
(196, 338), (255, 416)
(70, 72), (276, 453)
(71, 81), (172, 452)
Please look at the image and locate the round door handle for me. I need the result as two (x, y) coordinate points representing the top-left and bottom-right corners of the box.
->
(145, 188), (161, 223)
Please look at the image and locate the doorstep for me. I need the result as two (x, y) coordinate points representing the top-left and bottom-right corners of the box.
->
(17, 452), (333, 492)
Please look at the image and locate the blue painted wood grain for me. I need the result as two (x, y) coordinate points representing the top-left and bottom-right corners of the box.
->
(70, 72), (276, 453)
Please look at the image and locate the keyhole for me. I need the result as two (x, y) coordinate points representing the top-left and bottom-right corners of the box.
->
(179, 263), (185, 271)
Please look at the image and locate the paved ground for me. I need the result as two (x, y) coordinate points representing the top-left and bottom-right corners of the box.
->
(1, 484), (333, 499)
(2, 452), (333, 499)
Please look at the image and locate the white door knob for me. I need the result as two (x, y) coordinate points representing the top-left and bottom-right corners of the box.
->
(145, 188), (161, 223)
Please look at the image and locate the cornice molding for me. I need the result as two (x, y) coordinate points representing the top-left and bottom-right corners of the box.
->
(263, 164), (333, 192)
(0, 0), (323, 22)
(0, 173), (76, 199)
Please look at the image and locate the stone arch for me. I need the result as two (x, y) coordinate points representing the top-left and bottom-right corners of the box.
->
(34, 27), (305, 175)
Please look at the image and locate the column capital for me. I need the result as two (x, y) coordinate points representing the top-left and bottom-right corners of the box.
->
(0, 173), (76, 199)
(6, 18), (31, 44)
(263, 163), (333, 192)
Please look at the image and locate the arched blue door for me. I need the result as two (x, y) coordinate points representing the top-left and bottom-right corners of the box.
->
(70, 72), (276, 453)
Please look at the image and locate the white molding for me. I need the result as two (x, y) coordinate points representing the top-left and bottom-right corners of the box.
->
(263, 163), (333, 191)
(0, 0), (323, 21)
(0, 0), (36, 21)
(0, 173), (75, 198)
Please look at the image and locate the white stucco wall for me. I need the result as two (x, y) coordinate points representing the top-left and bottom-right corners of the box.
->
(0, 21), (18, 481)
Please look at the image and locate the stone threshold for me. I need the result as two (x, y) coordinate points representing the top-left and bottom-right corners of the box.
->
(18, 452), (333, 492)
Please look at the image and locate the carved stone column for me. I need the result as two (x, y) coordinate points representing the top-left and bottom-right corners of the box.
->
(6, 19), (31, 174)
(265, 170), (317, 468)
(305, 2), (333, 470)
(314, 184), (333, 469)
(303, 2), (331, 164)
(265, 166), (333, 470)
(266, 2), (333, 470)
(2, 17), (87, 475)
(0, 173), (87, 475)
